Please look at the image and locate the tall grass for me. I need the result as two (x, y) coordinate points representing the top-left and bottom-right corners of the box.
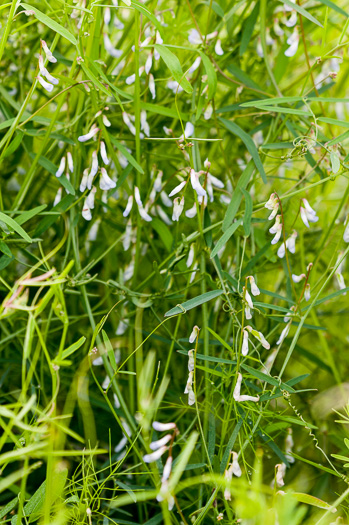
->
(1, 0), (349, 523)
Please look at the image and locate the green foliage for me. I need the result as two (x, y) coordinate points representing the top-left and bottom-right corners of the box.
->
(1, 0), (349, 524)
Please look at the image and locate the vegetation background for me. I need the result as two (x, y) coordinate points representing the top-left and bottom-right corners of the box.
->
(1, 0), (349, 523)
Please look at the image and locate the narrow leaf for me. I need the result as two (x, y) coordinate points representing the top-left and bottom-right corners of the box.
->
(164, 290), (224, 317)
(154, 45), (193, 94)
(20, 3), (77, 44)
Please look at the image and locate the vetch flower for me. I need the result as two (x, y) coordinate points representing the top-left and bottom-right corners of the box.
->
(265, 193), (279, 220)
(185, 203), (197, 218)
(103, 33), (122, 57)
(172, 196), (184, 221)
(184, 121), (194, 138)
(156, 206), (172, 225)
(86, 187), (96, 209)
(188, 56), (201, 73)
(140, 110), (150, 137)
(285, 428), (295, 464)
(269, 215), (283, 244)
(149, 434), (172, 450)
(241, 329), (249, 356)
(53, 187), (62, 206)
(215, 39), (224, 55)
(292, 273), (306, 283)
(190, 169), (207, 198)
(122, 112), (137, 136)
(285, 28), (299, 57)
(138, 206), (153, 222)
(275, 463), (286, 487)
(37, 75), (54, 93)
(67, 152), (74, 173)
(231, 451), (242, 477)
(243, 285), (254, 320)
(300, 198), (319, 228)
(55, 156), (66, 178)
(143, 446), (168, 463)
(41, 40), (57, 63)
(248, 276), (260, 296)
(223, 452), (241, 501)
(160, 191), (172, 208)
(82, 201), (92, 221)
(169, 181), (186, 197)
(189, 325), (200, 343)
(123, 195), (133, 217)
(184, 370), (195, 405)
(188, 28), (202, 45)
(186, 244), (195, 267)
(277, 230), (297, 258)
(100, 141), (110, 165)
(100, 168), (116, 190)
(304, 283), (311, 301)
(149, 74), (156, 99)
(145, 54), (153, 75)
(276, 324), (290, 345)
(102, 114), (111, 127)
(80, 169), (89, 192)
(245, 326), (270, 349)
(188, 350), (195, 372)
(152, 421), (177, 432)
(38, 55), (59, 85)
(233, 372), (259, 402)
(78, 127), (100, 143)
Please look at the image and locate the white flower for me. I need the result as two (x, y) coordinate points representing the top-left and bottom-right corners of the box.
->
(243, 286), (254, 311)
(149, 434), (172, 450)
(269, 215), (282, 244)
(100, 167), (116, 190)
(190, 169), (207, 197)
(277, 230), (297, 258)
(67, 152), (74, 173)
(149, 74), (156, 99)
(265, 193), (279, 220)
(139, 206), (153, 222)
(285, 10), (297, 27)
(241, 329), (249, 356)
(245, 326), (270, 349)
(123, 219), (133, 251)
(145, 54), (153, 75)
(248, 276), (260, 296)
(55, 156), (66, 177)
(162, 456), (173, 481)
(189, 325), (200, 343)
(153, 170), (163, 192)
(78, 127), (100, 142)
(103, 33), (122, 57)
(285, 428), (295, 464)
(186, 244), (195, 267)
(292, 273), (305, 283)
(188, 350), (195, 372)
(273, 18), (284, 36)
(184, 121), (194, 138)
(123, 195), (133, 217)
(102, 114), (111, 127)
(38, 55), (59, 85)
(41, 40), (57, 63)
(86, 187), (96, 209)
(300, 198), (319, 228)
(285, 28), (299, 57)
(276, 463), (286, 487)
(188, 28), (202, 45)
(134, 186), (143, 207)
(185, 203), (197, 218)
(172, 196), (184, 221)
(304, 283), (311, 301)
(188, 56), (201, 73)
(53, 187), (62, 206)
(82, 202), (92, 221)
(185, 371), (196, 405)
(156, 206), (172, 225)
(104, 6), (111, 24)
(276, 324), (290, 346)
(100, 141), (110, 165)
(122, 112), (137, 136)
(37, 75), (54, 92)
(231, 451), (242, 477)
(233, 373), (259, 402)
(152, 421), (176, 432)
(169, 181), (186, 197)
(167, 80), (183, 94)
(215, 39), (224, 55)
(140, 110), (150, 137)
(143, 446), (168, 463)
(160, 191), (172, 207)
(80, 169), (89, 192)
